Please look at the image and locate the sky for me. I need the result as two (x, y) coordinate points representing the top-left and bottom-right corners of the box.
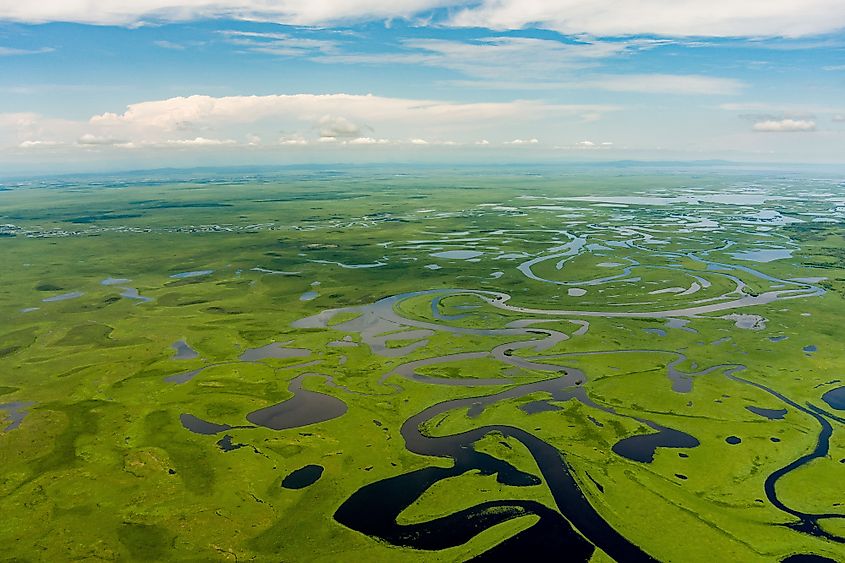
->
(0, 1), (844, 175)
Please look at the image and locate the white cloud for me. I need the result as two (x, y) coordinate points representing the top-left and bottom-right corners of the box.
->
(279, 136), (309, 145)
(1, 1), (842, 37)
(165, 137), (237, 145)
(153, 40), (185, 50)
(318, 38), (742, 96)
(752, 119), (816, 132)
(449, 1), (845, 38)
(318, 115), (363, 139)
(0, 46), (54, 56)
(0, 1), (451, 26)
(833, 115), (845, 122)
(580, 74), (744, 95)
(77, 133), (128, 146)
(219, 30), (339, 56)
(347, 137), (390, 144)
(8, 93), (625, 160)
(18, 140), (62, 148)
(318, 37), (650, 79)
(78, 94), (613, 146)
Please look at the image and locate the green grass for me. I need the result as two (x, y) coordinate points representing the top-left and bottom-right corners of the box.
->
(0, 167), (843, 561)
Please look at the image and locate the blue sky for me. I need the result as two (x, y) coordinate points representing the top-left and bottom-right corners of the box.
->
(0, 1), (843, 174)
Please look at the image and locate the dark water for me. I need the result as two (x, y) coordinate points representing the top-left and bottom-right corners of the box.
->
(821, 386), (845, 410)
(727, 374), (845, 543)
(216, 434), (246, 452)
(612, 427), (699, 463)
(165, 368), (205, 384)
(336, 366), (657, 562)
(180, 413), (233, 435)
(247, 375), (347, 430)
(781, 555), (838, 563)
(725, 436), (742, 445)
(746, 406), (788, 419)
(282, 465), (324, 489)
(803, 345), (817, 353)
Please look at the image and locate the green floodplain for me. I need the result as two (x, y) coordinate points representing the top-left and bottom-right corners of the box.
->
(0, 165), (843, 562)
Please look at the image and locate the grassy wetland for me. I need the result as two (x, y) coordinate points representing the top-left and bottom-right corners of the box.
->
(1, 165), (844, 561)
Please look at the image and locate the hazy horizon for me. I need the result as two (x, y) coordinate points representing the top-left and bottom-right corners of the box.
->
(1, 1), (844, 175)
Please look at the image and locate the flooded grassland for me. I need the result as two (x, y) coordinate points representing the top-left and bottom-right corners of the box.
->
(0, 167), (844, 561)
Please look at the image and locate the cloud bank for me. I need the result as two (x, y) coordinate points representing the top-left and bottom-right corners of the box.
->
(4, 93), (617, 150)
(1, 1), (843, 37)
(752, 118), (817, 132)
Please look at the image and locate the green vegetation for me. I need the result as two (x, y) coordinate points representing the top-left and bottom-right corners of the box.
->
(0, 167), (843, 561)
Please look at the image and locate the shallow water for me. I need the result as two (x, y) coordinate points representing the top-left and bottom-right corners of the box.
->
(430, 250), (483, 260)
(172, 340), (199, 360)
(42, 291), (83, 302)
(120, 287), (153, 303)
(239, 342), (310, 361)
(0, 401), (34, 431)
(729, 249), (793, 263)
(170, 270), (213, 279)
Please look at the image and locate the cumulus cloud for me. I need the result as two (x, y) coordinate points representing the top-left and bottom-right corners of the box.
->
(0, 1), (842, 37)
(18, 140), (62, 148)
(165, 137), (237, 145)
(348, 137), (389, 144)
(752, 119), (817, 132)
(77, 133), (128, 146)
(505, 138), (539, 145)
(2, 94), (608, 152)
(317, 115), (363, 139)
